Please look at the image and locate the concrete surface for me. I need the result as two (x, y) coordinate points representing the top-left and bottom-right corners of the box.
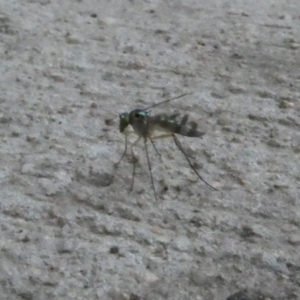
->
(0, 0), (299, 299)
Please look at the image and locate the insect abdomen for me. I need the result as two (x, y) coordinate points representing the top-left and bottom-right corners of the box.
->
(153, 114), (205, 137)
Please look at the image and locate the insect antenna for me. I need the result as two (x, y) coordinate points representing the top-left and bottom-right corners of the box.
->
(144, 92), (193, 110)
(172, 134), (217, 191)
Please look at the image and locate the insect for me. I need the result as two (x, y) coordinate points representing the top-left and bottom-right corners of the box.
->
(115, 92), (217, 201)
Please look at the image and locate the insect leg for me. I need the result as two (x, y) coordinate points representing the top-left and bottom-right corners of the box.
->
(150, 134), (195, 159)
(129, 136), (141, 194)
(115, 131), (137, 167)
(144, 138), (158, 201)
(172, 134), (218, 191)
(150, 139), (161, 156)
(115, 135), (128, 167)
(151, 133), (173, 140)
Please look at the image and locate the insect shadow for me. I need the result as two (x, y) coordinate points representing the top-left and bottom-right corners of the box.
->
(114, 92), (218, 201)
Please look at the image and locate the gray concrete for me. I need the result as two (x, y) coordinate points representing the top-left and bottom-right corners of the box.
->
(0, 0), (299, 299)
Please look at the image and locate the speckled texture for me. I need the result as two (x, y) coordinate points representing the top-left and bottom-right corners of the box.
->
(0, 0), (299, 299)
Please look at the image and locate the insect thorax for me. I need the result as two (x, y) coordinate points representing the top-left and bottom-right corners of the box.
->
(128, 109), (151, 137)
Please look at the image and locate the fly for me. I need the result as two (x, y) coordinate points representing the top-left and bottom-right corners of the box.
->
(115, 92), (217, 201)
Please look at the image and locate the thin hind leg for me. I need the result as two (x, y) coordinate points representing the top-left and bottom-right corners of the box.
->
(172, 134), (217, 191)
(129, 136), (141, 193)
(150, 134), (196, 159)
(115, 135), (128, 167)
(144, 138), (158, 201)
(150, 139), (161, 156)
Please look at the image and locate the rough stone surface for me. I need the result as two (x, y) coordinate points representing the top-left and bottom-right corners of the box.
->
(0, 1), (299, 299)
